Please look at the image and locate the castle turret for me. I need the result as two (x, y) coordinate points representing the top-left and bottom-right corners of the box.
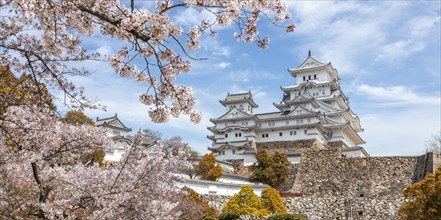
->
(219, 91), (258, 114)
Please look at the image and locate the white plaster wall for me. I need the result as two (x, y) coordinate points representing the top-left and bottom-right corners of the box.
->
(218, 176), (252, 185)
(342, 150), (363, 158)
(216, 149), (245, 161)
(244, 154), (257, 166)
(287, 155), (301, 163)
(104, 150), (124, 162)
(179, 181), (267, 196)
(255, 128), (322, 142)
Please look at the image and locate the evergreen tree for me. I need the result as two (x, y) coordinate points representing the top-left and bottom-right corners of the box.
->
(222, 185), (268, 217)
(195, 153), (222, 180)
(172, 186), (217, 220)
(272, 152), (290, 188)
(399, 165), (441, 219)
(261, 187), (287, 214)
(250, 150), (290, 188)
(207, 164), (223, 181)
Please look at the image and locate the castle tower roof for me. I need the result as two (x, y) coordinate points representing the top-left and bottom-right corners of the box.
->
(96, 113), (132, 132)
(219, 91), (258, 108)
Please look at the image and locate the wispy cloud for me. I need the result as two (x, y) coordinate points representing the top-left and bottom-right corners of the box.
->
(227, 69), (281, 82)
(357, 84), (440, 105)
(215, 62), (231, 69)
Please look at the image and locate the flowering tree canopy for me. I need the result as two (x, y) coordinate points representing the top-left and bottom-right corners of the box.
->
(0, 1), (294, 218)
(0, 0), (294, 123)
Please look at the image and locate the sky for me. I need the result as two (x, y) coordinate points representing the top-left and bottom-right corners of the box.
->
(67, 1), (440, 156)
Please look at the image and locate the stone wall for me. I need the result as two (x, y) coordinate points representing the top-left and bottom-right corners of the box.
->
(201, 195), (230, 213)
(284, 195), (404, 220)
(204, 149), (440, 219)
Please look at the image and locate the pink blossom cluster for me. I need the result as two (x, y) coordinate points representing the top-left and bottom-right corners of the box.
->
(0, 105), (192, 218)
(1, 0), (294, 123)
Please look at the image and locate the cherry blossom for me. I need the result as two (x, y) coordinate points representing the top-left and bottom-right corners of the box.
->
(1, 0), (294, 123)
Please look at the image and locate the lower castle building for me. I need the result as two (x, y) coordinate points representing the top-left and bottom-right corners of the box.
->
(207, 52), (368, 163)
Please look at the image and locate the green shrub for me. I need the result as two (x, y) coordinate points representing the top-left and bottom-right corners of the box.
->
(218, 212), (240, 220)
(266, 213), (308, 220)
(261, 187), (286, 214)
(222, 185), (268, 217)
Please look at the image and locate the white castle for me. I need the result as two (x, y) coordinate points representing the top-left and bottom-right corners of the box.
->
(207, 52), (368, 164)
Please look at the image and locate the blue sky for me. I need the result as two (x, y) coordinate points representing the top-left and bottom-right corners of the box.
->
(68, 1), (440, 156)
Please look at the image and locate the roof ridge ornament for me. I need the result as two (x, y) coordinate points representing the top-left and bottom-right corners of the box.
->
(308, 50), (311, 57)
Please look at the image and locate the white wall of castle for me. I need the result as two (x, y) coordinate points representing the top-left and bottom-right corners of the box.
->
(178, 180), (268, 197)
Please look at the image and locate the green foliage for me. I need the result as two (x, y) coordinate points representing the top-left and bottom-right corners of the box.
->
(189, 150), (199, 158)
(83, 149), (106, 167)
(207, 164), (222, 181)
(272, 152), (290, 187)
(399, 165), (441, 220)
(218, 212), (240, 220)
(62, 110), (95, 126)
(261, 187), (286, 214)
(250, 150), (290, 188)
(173, 186), (217, 220)
(195, 153), (222, 180)
(222, 185), (268, 217)
(267, 213), (309, 220)
(0, 65), (55, 113)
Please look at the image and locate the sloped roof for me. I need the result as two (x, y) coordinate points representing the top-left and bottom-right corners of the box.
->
(219, 91), (258, 107)
(96, 113), (132, 132)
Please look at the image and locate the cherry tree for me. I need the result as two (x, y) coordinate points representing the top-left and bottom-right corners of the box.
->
(0, 0), (294, 218)
(0, 0), (294, 123)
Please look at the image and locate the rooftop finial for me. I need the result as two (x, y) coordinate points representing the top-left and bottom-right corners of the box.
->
(308, 50), (311, 56)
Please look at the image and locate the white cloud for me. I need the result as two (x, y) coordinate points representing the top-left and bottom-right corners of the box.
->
(408, 15), (440, 38)
(173, 7), (215, 27)
(215, 62), (230, 69)
(227, 69), (281, 82)
(357, 84), (440, 105)
(379, 40), (424, 61)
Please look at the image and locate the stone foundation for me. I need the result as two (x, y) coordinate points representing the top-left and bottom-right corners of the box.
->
(204, 149), (440, 219)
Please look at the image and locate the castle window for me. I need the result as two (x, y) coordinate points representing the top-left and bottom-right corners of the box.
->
(279, 132), (283, 136)
(290, 131), (297, 135)
(322, 91), (326, 95)
(304, 130), (308, 134)
(303, 76), (306, 81)
(222, 151), (225, 155)
(268, 122), (275, 127)
(358, 211), (363, 216)
(218, 152), (221, 155)
(225, 134), (228, 138)
(239, 133), (242, 137)
(266, 134), (269, 138)
(308, 75), (311, 80)
(307, 118), (311, 123)
(239, 105), (244, 110)
(242, 121), (248, 126)
(235, 133), (242, 137)
(232, 150), (236, 154)
(314, 74), (317, 79)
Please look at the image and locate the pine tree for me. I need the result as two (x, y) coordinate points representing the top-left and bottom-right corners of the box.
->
(195, 153), (222, 180)
(250, 150), (290, 188)
(261, 187), (287, 214)
(207, 164), (223, 181)
(222, 185), (268, 217)
(399, 165), (441, 219)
